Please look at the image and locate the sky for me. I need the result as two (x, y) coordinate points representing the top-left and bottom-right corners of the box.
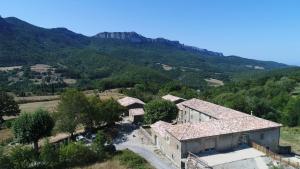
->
(1, 0), (300, 65)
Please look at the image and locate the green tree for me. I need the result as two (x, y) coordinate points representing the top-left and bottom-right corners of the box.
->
(54, 89), (89, 138)
(12, 110), (54, 152)
(283, 97), (300, 127)
(82, 96), (102, 131)
(98, 99), (124, 126)
(144, 99), (178, 124)
(0, 91), (20, 125)
(40, 139), (60, 168)
(91, 131), (107, 159)
(59, 142), (97, 167)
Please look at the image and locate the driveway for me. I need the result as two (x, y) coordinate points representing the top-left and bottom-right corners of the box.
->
(114, 123), (177, 169)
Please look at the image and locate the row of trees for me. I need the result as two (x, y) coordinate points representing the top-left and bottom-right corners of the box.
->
(0, 89), (124, 154)
(54, 89), (125, 138)
(203, 76), (300, 127)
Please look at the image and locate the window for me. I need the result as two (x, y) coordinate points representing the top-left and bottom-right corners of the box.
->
(177, 145), (179, 150)
(260, 133), (264, 140)
(166, 135), (170, 144)
(172, 154), (174, 159)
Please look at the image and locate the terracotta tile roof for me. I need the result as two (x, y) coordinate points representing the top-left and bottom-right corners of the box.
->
(117, 96), (145, 107)
(129, 108), (145, 116)
(182, 98), (250, 120)
(166, 116), (282, 141)
(162, 94), (185, 102)
(150, 121), (172, 137)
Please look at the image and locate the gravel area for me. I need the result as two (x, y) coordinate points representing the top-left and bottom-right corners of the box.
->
(114, 122), (177, 169)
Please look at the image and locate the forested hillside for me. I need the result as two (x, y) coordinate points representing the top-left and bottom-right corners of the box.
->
(202, 67), (300, 127)
(120, 67), (300, 127)
(0, 16), (290, 95)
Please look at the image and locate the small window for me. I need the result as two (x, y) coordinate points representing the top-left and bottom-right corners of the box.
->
(172, 154), (174, 159)
(177, 145), (179, 150)
(260, 133), (264, 140)
(166, 135), (170, 144)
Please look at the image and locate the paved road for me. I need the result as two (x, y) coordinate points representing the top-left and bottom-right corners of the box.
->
(114, 125), (177, 169)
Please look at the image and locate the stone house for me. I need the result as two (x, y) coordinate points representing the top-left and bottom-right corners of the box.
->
(150, 98), (282, 168)
(117, 96), (145, 116)
(128, 108), (145, 123)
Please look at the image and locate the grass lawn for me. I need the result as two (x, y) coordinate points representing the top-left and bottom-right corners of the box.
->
(0, 128), (13, 143)
(73, 159), (127, 169)
(75, 149), (154, 169)
(280, 127), (300, 154)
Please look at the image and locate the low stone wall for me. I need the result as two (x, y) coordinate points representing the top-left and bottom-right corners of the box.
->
(139, 125), (154, 144)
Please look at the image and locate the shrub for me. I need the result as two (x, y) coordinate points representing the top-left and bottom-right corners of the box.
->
(59, 142), (97, 167)
(0, 146), (13, 169)
(117, 149), (150, 169)
(105, 144), (116, 155)
(9, 146), (37, 169)
(91, 131), (107, 159)
(40, 140), (60, 168)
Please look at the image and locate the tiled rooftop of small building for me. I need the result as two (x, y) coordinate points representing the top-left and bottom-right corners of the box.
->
(117, 96), (145, 107)
(162, 94), (185, 102)
(150, 121), (172, 137)
(166, 116), (281, 141)
(182, 98), (250, 120)
(129, 108), (145, 116)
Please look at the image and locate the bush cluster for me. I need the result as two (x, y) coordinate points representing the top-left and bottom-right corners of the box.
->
(117, 149), (151, 169)
(0, 132), (115, 169)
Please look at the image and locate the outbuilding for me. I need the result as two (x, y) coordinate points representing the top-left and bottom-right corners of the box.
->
(117, 96), (145, 116)
(129, 108), (145, 123)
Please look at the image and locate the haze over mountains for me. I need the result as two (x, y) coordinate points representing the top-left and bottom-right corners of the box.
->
(0, 16), (290, 88)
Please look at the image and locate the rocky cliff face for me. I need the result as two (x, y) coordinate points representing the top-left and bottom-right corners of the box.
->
(94, 32), (224, 56)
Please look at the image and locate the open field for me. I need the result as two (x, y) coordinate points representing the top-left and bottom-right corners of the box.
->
(205, 78), (224, 87)
(0, 66), (22, 71)
(280, 127), (300, 154)
(19, 100), (59, 113)
(15, 95), (60, 103)
(3, 89), (124, 120)
(30, 64), (52, 73)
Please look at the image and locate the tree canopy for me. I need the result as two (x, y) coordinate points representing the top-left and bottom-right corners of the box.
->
(12, 110), (54, 152)
(54, 89), (89, 137)
(0, 91), (20, 124)
(144, 99), (178, 124)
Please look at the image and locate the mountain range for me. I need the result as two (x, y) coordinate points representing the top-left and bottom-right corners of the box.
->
(0, 16), (290, 89)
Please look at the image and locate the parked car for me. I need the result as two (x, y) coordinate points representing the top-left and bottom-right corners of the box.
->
(85, 133), (96, 141)
(76, 135), (85, 141)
